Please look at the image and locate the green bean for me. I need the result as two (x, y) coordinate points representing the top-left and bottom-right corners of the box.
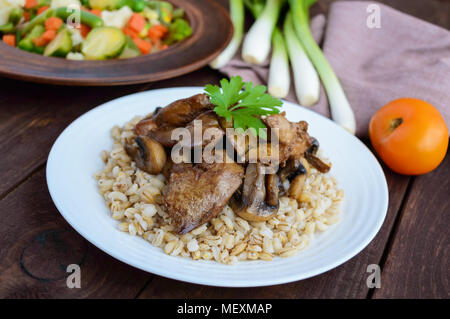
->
(0, 23), (15, 33)
(133, 0), (146, 12)
(55, 7), (104, 28)
(8, 8), (23, 26)
(18, 25), (45, 52)
(21, 9), (54, 35)
(172, 8), (185, 19)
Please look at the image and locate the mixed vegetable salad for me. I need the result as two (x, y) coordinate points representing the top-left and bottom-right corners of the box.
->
(0, 0), (192, 59)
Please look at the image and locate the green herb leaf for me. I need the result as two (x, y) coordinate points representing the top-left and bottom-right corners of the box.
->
(204, 76), (282, 137)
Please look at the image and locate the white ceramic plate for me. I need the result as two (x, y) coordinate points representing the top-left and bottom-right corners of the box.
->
(47, 87), (388, 287)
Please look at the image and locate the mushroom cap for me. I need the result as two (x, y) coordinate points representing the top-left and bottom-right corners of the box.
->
(231, 163), (279, 222)
(126, 136), (167, 175)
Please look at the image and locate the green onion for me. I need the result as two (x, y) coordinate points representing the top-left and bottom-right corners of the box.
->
(209, 0), (245, 69)
(241, 0), (285, 65)
(289, 0), (356, 133)
(284, 12), (319, 106)
(244, 0), (289, 97)
(268, 27), (290, 98)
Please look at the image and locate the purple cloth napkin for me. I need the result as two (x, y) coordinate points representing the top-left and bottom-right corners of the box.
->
(219, 1), (450, 137)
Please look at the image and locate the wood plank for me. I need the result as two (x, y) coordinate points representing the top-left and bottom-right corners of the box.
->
(373, 152), (450, 299)
(0, 67), (221, 199)
(138, 161), (410, 299)
(0, 67), (222, 298)
(0, 77), (149, 198)
(0, 169), (150, 298)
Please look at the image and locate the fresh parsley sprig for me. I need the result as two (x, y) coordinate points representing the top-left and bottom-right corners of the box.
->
(205, 76), (282, 138)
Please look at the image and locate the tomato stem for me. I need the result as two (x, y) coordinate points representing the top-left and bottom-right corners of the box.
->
(389, 117), (403, 132)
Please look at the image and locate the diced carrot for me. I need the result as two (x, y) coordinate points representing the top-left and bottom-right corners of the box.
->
(154, 24), (168, 35)
(132, 37), (152, 54)
(32, 37), (45, 47)
(148, 24), (168, 42)
(160, 44), (168, 50)
(23, 11), (31, 22)
(151, 38), (161, 47)
(90, 9), (102, 18)
(2, 34), (16, 47)
(122, 27), (139, 39)
(41, 29), (56, 42)
(45, 17), (63, 31)
(32, 30), (53, 47)
(24, 0), (38, 9)
(37, 5), (49, 15)
(128, 13), (146, 33)
(77, 23), (91, 38)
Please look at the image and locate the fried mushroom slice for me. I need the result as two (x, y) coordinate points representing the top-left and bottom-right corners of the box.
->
(305, 152), (331, 173)
(125, 136), (167, 175)
(287, 157), (310, 202)
(134, 94), (213, 136)
(231, 163), (279, 222)
(265, 173), (280, 207)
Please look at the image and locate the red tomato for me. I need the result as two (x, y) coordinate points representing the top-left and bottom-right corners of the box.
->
(369, 98), (448, 175)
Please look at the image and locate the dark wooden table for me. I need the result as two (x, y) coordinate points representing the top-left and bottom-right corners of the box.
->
(0, 0), (448, 299)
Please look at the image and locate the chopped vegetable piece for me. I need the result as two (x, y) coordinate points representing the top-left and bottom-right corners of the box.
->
(89, 0), (121, 10)
(122, 26), (139, 38)
(128, 13), (146, 33)
(142, 7), (158, 21)
(44, 28), (72, 57)
(100, 5), (133, 29)
(148, 24), (167, 42)
(132, 36), (151, 54)
(119, 36), (142, 58)
(42, 28), (70, 56)
(156, 1), (173, 24)
(81, 26), (126, 59)
(66, 52), (85, 60)
(41, 29), (57, 41)
(164, 18), (190, 45)
(33, 29), (56, 46)
(23, 12), (31, 22)
(138, 22), (150, 38)
(124, 34), (139, 50)
(132, 0), (146, 13)
(22, 8), (54, 35)
(119, 46), (140, 58)
(205, 76), (282, 137)
(90, 9), (102, 17)
(25, 0), (38, 9)
(172, 8), (184, 19)
(0, 23), (14, 33)
(9, 8), (24, 26)
(77, 23), (91, 37)
(45, 17), (63, 31)
(37, 6), (50, 15)
(55, 7), (104, 28)
(18, 24), (45, 52)
(2, 34), (16, 47)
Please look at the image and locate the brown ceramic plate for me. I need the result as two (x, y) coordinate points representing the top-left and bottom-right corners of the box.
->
(0, 0), (232, 86)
